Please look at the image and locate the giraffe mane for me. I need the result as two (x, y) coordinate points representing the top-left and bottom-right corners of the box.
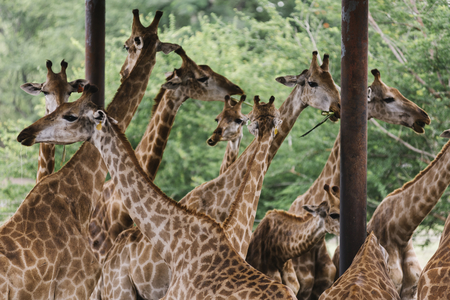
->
(150, 71), (176, 118)
(386, 139), (450, 197)
(266, 209), (312, 223)
(108, 119), (224, 227)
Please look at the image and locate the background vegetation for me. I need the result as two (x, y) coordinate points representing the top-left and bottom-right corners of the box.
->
(1, 0), (449, 244)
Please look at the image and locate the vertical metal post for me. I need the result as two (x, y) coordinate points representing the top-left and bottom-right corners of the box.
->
(85, 0), (105, 107)
(340, 0), (368, 275)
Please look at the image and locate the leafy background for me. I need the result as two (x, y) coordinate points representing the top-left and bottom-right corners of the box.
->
(1, 0), (449, 250)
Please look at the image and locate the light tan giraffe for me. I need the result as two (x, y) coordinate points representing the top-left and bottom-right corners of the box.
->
(286, 68), (431, 300)
(94, 51), (340, 300)
(88, 47), (244, 266)
(245, 184), (339, 295)
(207, 95), (248, 174)
(96, 52), (340, 298)
(88, 49), (244, 300)
(0, 11), (176, 299)
(417, 153), (450, 300)
(319, 232), (400, 300)
(353, 127), (450, 300)
(98, 95), (282, 299)
(20, 59), (88, 182)
(18, 90), (297, 299)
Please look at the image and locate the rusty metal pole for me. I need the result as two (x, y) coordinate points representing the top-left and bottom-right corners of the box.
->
(339, 0), (368, 275)
(85, 0), (105, 107)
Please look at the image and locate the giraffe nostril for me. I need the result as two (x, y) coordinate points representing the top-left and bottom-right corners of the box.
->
(207, 138), (217, 146)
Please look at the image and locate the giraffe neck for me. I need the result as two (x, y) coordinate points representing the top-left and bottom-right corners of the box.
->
(219, 135), (242, 175)
(179, 84), (308, 218)
(57, 36), (159, 241)
(91, 120), (222, 268)
(246, 211), (326, 273)
(222, 130), (273, 257)
(105, 36), (157, 132)
(267, 84), (308, 163)
(289, 132), (341, 214)
(135, 90), (186, 181)
(36, 143), (56, 182)
(368, 138), (450, 246)
(321, 233), (399, 299)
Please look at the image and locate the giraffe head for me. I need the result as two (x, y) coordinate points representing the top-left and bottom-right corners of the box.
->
(161, 47), (244, 101)
(17, 84), (105, 146)
(276, 51), (341, 121)
(206, 95), (248, 146)
(302, 200), (338, 236)
(120, 10), (179, 81)
(20, 60), (89, 115)
(247, 95), (282, 140)
(304, 184), (340, 236)
(368, 69), (430, 133)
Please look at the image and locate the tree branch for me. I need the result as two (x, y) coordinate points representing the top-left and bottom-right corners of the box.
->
(368, 11), (446, 98)
(370, 119), (435, 159)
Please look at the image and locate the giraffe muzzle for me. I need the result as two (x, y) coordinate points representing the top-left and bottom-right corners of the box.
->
(17, 130), (36, 146)
(206, 137), (219, 147)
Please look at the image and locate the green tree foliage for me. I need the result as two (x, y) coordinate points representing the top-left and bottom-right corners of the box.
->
(0, 0), (449, 239)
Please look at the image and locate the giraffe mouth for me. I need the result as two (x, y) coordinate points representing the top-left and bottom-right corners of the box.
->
(17, 134), (36, 146)
(412, 120), (427, 134)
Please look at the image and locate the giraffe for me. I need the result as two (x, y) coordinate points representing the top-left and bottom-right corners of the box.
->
(206, 95), (248, 175)
(417, 155), (450, 300)
(20, 59), (88, 182)
(88, 46), (244, 266)
(98, 95), (282, 299)
(285, 68), (431, 300)
(88, 48), (244, 300)
(17, 88), (297, 299)
(319, 232), (401, 300)
(245, 184), (340, 295)
(0, 10), (176, 299)
(346, 125), (450, 300)
(94, 51), (340, 300)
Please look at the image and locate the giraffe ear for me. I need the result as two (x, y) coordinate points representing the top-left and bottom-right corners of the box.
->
(164, 71), (174, 79)
(367, 87), (372, 102)
(440, 130), (450, 139)
(68, 79), (89, 93)
(157, 42), (180, 54)
(93, 110), (107, 129)
(20, 83), (43, 95)
(275, 75), (299, 87)
(133, 36), (144, 50)
(162, 75), (182, 90)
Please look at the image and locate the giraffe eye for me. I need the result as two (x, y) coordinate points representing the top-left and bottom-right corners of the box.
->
(383, 97), (395, 103)
(197, 77), (209, 83)
(308, 81), (318, 88)
(63, 115), (78, 122)
(215, 118), (219, 123)
(235, 119), (243, 124)
(330, 213), (340, 220)
(123, 45), (129, 51)
(42, 91), (49, 95)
